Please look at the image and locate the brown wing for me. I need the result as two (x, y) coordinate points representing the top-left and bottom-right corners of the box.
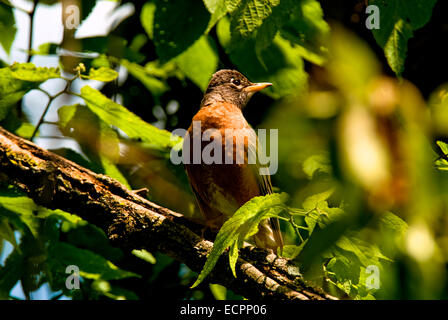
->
(247, 129), (284, 250)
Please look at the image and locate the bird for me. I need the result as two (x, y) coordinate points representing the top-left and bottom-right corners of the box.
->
(183, 69), (284, 251)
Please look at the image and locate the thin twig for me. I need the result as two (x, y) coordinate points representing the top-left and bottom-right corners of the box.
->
(26, 0), (37, 63)
(30, 79), (73, 141)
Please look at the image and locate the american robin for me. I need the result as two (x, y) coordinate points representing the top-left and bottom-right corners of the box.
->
(184, 69), (284, 251)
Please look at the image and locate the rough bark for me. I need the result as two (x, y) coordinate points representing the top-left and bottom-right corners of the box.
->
(0, 126), (336, 300)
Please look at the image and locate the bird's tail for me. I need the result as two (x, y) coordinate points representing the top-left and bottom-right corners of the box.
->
(253, 218), (284, 252)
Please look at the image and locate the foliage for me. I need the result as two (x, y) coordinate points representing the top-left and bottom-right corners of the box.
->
(0, 0), (447, 301)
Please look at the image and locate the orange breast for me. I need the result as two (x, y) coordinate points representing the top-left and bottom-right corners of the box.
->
(184, 102), (261, 221)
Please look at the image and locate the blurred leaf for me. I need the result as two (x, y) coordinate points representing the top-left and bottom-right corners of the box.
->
(281, 244), (303, 259)
(46, 242), (139, 283)
(58, 103), (130, 188)
(0, 3), (16, 54)
(153, 0), (210, 61)
(204, 0), (227, 32)
(0, 249), (23, 299)
(0, 191), (83, 237)
(141, 2), (156, 40)
(0, 217), (16, 247)
(336, 236), (392, 267)
(79, 85), (181, 153)
(302, 189), (333, 211)
(303, 154), (331, 179)
(83, 67), (118, 82)
(65, 224), (123, 263)
(0, 64), (55, 120)
(32, 42), (59, 55)
(279, 0), (330, 65)
(10, 62), (61, 82)
(121, 59), (168, 97)
(209, 283), (227, 300)
(370, 0), (437, 76)
(191, 193), (288, 288)
(175, 35), (218, 91)
(132, 249), (156, 264)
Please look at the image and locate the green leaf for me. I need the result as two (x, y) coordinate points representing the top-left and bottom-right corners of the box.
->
(46, 242), (139, 284)
(437, 141), (448, 156)
(204, 0), (228, 32)
(0, 3), (17, 54)
(132, 249), (156, 264)
(0, 217), (17, 248)
(9, 62), (61, 82)
(79, 86), (181, 153)
(302, 189), (334, 211)
(0, 63), (59, 120)
(191, 193), (288, 288)
(209, 283), (227, 300)
(279, 0), (329, 65)
(141, 2), (156, 40)
(153, 0), (210, 61)
(121, 59), (168, 97)
(303, 154), (331, 179)
(58, 103), (130, 188)
(84, 67), (118, 82)
(0, 191), (83, 237)
(370, 0), (437, 76)
(336, 236), (392, 267)
(218, 18), (308, 98)
(0, 249), (23, 299)
(175, 35), (218, 91)
(230, 0), (280, 39)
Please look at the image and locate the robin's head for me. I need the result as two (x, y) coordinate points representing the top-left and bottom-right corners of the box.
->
(201, 69), (272, 109)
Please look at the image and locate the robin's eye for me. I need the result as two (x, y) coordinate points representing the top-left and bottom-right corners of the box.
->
(231, 78), (241, 86)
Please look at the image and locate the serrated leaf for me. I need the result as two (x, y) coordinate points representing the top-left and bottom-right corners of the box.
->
(79, 85), (181, 153)
(230, 0), (279, 39)
(217, 18), (308, 98)
(176, 35), (218, 91)
(84, 67), (118, 82)
(191, 193), (288, 288)
(370, 0), (437, 76)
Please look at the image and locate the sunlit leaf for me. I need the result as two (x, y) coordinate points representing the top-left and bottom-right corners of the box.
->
(191, 193), (288, 288)
(176, 35), (218, 91)
(79, 85), (181, 153)
(370, 0), (437, 76)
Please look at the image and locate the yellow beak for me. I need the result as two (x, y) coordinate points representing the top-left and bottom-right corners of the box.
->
(243, 82), (273, 92)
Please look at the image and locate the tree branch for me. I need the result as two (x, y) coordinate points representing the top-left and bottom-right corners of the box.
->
(0, 126), (336, 300)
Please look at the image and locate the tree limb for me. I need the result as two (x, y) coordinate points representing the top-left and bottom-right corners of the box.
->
(0, 126), (336, 300)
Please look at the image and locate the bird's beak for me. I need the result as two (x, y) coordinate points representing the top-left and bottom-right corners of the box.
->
(243, 82), (273, 92)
